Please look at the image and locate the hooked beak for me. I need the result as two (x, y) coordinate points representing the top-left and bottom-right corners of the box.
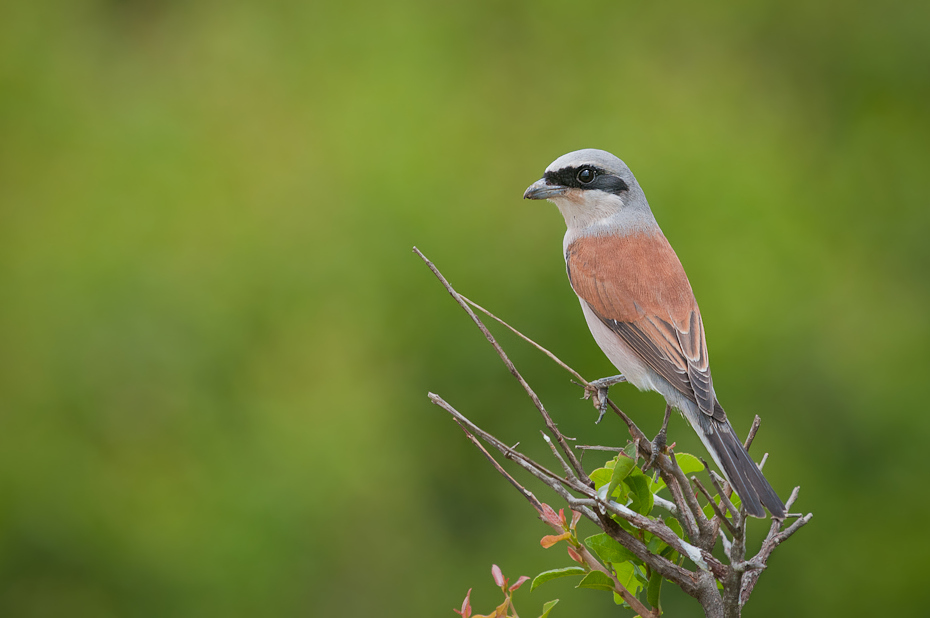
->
(523, 178), (567, 200)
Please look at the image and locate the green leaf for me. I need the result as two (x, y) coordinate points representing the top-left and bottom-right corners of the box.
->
(538, 599), (559, 618)
(612, 515), (636, 534)
(622, 442), (639, 461)
(576, 570), (615, 592)
(674, 452), (704, 476)
(665, 516), (683, 539)
(531, 567), (586, 591)
(590, 467), (612, 490)
(606, 455), (636, 501)
(647, 533), (667, 555)
(584, 533), (638, 565)
(652, 477), (666, 493)
(613, 561), (645, 597)
(632, 564), (650, 588)
(660, 517), (683, 560)
(625, 471), (654, 515)
(703, 502), (716, 520)
(647, 570), (663, 610)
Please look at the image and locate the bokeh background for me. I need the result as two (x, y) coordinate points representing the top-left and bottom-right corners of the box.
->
(2, 0), (929, 616)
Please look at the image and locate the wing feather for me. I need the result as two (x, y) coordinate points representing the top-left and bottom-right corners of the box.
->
(566, 233), (724, 421)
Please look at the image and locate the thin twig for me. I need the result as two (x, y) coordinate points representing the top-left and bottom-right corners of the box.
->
(430, 393), (574, 492)
(461, 295), (588, 386)
(739, 486), (812, 605)
(574, 443), (623, 466)
(784, 485), (801, 512)
(758, 453), (769, 470)
(652, 495), (679, 517)
(700, 459), (739, 522)
(574, 445), (625, 452)
(692, 476), (739, 537)
(541, 431), (577, 481)
(576, 544), (655, 617)
(607, 399), (650, 444)
(456, 423), (543, 512)
(669, 452), (714, 540)
(743, 415), (762, 451)
(414, 248), (589, 482)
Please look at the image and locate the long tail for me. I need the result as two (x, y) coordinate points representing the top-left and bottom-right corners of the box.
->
(691, 413), (786, 518)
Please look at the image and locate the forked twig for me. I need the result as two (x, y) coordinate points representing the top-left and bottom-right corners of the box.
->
(413, 247), (589, 482)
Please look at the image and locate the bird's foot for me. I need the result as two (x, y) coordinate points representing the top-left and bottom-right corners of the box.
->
(645, 404), (673, 471)
(583, 375), (627, 424)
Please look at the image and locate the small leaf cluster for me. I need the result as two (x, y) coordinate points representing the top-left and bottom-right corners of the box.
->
(532, 445), (710, 614)
(454, 564), (558, 618)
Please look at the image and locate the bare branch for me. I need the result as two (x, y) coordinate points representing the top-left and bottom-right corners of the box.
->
(668, 452), (714, 542)
(653, 495), (679, 517)
(700, 459), (740, 522)
(541, 431), (578, 481)
(456, 423), (543, 513)
(461, 294), (588, 386)
(739, 486), (813, 605)
(414, 248), (589, 482)
(574, 445), (624, 453)
(784, 485), (801, 511)
(692, 475), (739, 537)
(575, 543), (656, 617)
(429, 393), (572, 491)
(743, 415), (762, 451)
(607, 399), (650, 444)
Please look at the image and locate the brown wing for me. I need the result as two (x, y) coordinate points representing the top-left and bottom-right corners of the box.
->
(566, 232), (724, 421)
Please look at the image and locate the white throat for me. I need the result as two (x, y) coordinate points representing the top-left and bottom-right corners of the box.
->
(550, 190), (658, 256)
(551, 190), (624, 231)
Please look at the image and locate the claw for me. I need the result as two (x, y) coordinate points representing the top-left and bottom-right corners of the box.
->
(595, 386), (609, 424)
(644, 404), (673, 471)
(645, 428), (667, 470)
(583, 375), (626, 424)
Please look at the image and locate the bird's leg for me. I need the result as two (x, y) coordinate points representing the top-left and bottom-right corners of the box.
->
(645, 404), (673, 470)
(583, 375), (627, 424)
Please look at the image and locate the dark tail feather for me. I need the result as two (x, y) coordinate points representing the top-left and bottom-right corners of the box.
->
(700, 418), (786, 518)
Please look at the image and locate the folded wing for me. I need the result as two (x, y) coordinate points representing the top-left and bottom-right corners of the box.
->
(566, 232), (724, 422)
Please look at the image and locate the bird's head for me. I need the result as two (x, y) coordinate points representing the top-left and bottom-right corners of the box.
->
(524, 149), (650, 231)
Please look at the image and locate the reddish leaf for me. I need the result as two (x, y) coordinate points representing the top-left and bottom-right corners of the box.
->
(558, 508), (566, 526)
(488, 599), (511, 618)
(540, 532), (571, 548)
(491, 564), (505, 588)
(509, 575), (530, 592)
(567, 545), (584, 564)
(540, 503), (562, 528)
(454, 588), (472, 618)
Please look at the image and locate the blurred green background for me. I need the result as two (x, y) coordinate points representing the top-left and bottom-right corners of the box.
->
(1, 0), (928, 616)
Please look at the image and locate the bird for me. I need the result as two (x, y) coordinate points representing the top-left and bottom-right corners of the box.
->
(523, 148), (785, 518)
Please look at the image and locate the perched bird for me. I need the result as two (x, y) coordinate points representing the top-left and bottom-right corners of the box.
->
(524, 149), (785, 518)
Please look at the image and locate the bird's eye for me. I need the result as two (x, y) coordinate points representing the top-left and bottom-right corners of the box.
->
(577, 168), (596, 184)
